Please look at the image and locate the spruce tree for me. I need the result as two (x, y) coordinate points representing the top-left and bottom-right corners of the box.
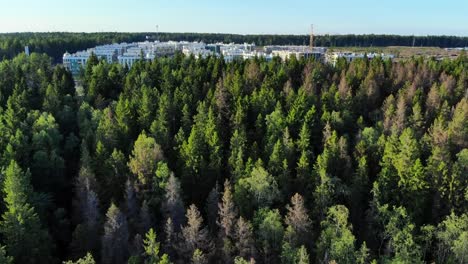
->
(218, 180), (238, 262)
(179, 204), (214, 261)
(0, 160), (53, 263)
(101, 203), (129, 264)
(234, 216), (256, 261)
(162, 174), (185, 230)
(284, 193), (312, 247)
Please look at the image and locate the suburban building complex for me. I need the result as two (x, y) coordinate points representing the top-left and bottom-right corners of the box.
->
(63, 40), (395, 74)
(63, 40), (328, 74)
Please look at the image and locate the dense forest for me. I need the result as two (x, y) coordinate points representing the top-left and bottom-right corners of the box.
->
(0, 49), (466, 264)
(1, 32), (468, 62)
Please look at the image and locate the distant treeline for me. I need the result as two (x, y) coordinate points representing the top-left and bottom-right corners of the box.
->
(156, 32), (468, 48)
(0, 33), (147, 63)
(1, 32), (468, 62)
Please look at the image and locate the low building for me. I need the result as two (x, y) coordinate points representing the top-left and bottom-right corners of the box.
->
(272, 50), (325, 61)
(63, 51), (91, 75)
(325, 52), (395, 66)
(221, 43), (259, 62)
(267, 46), (327, 61)
(63, 43), (136, 74)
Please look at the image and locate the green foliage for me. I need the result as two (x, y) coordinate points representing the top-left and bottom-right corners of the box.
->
(436, 213), (468, 264)
(235, 162), (280, 214)
(179, 103), (223, 202)
(143, 228), (171, 264)
(355, 242), (370, 264)
(0, 160), (53, 263)
(30, 111), (65, 194)
(0, 245), (13, 264)
(233, 256), (250, 264)
(191, 249), (207, 264)
(63, 253), (96, 264)
(377, 128), (429, 218)
(0, 44), (466, 264)
(154, 161), (171, 192)
(296, 245), (310, 264)
(280, 242), (310, 264)
(254, 208), (284, 262)
(129, 132), (164, 189)
(313, 126), (351, 219)
(374, 204), (423, 263)
(317, 205), (357, 264)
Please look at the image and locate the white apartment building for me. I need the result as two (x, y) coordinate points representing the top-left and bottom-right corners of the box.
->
(326, 52), (395, 66)
(63, 41), (333, 74)
(63, 43), (136, 74)
(266, 46), (327, 61)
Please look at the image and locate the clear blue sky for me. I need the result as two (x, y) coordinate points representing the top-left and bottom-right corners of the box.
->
(1, 0), (467, 35)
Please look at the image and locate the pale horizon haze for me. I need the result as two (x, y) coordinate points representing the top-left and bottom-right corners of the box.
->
(0, 0), (467, 36)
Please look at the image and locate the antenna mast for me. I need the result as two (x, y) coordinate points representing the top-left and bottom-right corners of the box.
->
(310, 24), (314, 50)
(156, 25), (159, 41)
